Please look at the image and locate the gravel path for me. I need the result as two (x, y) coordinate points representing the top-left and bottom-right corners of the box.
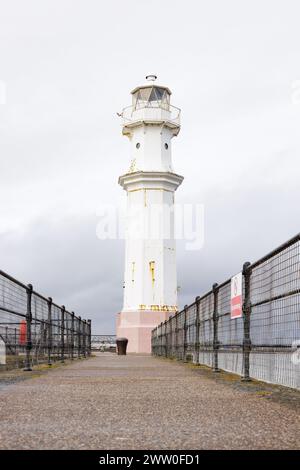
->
(0, 353), (299, 449)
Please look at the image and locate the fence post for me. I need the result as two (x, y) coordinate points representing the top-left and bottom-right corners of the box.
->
(159, 322), (163, 356)
(24, 284), (33, 371)
(183, 304), (188, 362)
(88, 319), (92, 356)
(78, 316), (82, 358)
(175, 312), (178, 359)
(212, 283), (220, 372)
(14, 327), (17, 355)
(153, 328), (157, 355)
(242, 262), (252, 381)
(71, 312), (75, 360)
(195, 296), (200, 365)
(61, 305), (65, 363)
(82, 320), (87, 358)
(47, 297), (52, 366)
(65, 312), (69, 359)
(169, 315), (173, 358)
(151, 329), (153, 355)
(164, 321), (168, 357)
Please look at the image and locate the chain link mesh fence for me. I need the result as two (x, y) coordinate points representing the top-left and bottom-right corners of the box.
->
(0, 270), (91, 371)
(152, 233), (300, 390)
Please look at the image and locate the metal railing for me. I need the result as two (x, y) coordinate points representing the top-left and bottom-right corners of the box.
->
(0, 269), (92, 371)
(91, 335), (116, 351)
(121, 104), (181, 127)
(152, 233), (300, 390)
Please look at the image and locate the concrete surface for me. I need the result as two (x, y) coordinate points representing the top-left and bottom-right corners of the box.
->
(0, 353), (299, 449)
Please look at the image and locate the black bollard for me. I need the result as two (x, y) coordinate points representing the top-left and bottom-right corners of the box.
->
(116, 337), (128, 355)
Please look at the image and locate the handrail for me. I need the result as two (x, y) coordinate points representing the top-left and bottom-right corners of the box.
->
(153, 231), (300, 328)
(121, 104), (181, 126)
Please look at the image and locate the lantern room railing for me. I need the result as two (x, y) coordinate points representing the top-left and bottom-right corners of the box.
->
(121, 104), (181, 128)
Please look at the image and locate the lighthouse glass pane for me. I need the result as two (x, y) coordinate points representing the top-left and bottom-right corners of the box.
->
(161, 91), (170, 110)
(149, 88), (158, 101)
(132, 92), (138, 107)
(132, 87), (170, 110)
(132, 89), (150, 108)
(139, 87), (152, 101)
(154, 87), (165, 100)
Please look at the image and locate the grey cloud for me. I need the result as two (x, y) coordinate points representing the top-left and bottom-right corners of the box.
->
(0, 215), (123, 333)
(1, 0), (300, 333)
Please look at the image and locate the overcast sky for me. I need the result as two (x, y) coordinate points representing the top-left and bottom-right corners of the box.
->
(0, 0), (299, 333)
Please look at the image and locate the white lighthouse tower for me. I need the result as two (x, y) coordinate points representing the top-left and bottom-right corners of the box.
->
(116, 75), (183, 353)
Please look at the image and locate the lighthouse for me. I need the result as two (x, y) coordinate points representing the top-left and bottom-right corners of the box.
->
(116, 75), (183, 353)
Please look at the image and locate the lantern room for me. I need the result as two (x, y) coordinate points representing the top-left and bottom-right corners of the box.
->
(121, 75), (180, 136)
(131, 75), (171, 111)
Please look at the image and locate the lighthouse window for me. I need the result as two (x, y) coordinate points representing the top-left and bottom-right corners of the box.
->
(136, 143), (140, 149)
(164, 143), (168, 150)
(132, 86), (170, 110)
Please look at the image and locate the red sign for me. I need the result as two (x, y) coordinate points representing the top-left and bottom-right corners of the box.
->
(19, 320), (27, 345)
(231, 272), (243, 319)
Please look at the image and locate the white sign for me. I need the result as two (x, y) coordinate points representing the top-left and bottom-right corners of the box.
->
(0, 339), (6, 365)
(231, 272), (243, 319)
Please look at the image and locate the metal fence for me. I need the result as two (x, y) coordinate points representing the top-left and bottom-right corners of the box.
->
(0, 269), (92, 371)
(91, 335), (116, 351)
(152, 233), (300, 390)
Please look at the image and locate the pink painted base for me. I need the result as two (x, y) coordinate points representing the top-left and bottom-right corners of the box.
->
(116, 310), (172, 354)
